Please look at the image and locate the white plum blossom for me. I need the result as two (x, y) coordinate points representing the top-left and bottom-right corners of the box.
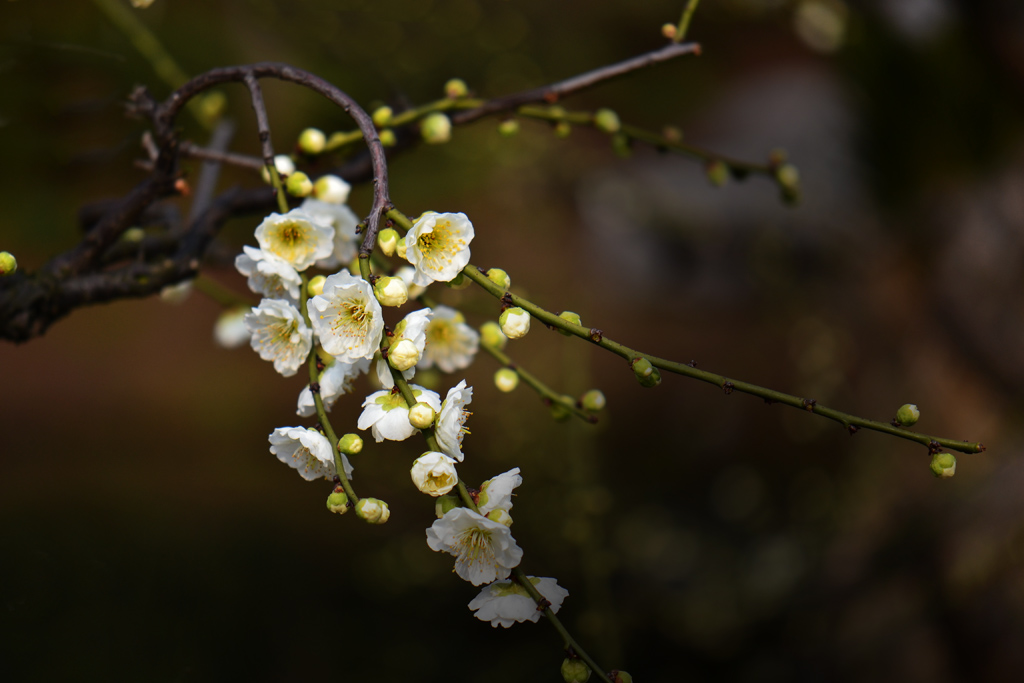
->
(297, 356), (371, 417)
(376, 308), (433, 388)
(308, 270), (384, 362)
(214, 307), (251, 348)
(268, 426), (353, 481)
(426, 507), (523, 585)
(468, 576), (569, 628)
(478, 468), (522, 516)
(410, 452), (459, 497)
(235, 246), (301, 302)
(419, 305), (479, 373)
(357, 384), (441, 442)
(255, 209), (334, 271)
(313, 174), (351, 205)
(245, 299), (312, 377)
(302, 197), (360, 269)
(436, 380), (473, 461)
(394, 265), (427, 300)
(405, 211), (474, 285)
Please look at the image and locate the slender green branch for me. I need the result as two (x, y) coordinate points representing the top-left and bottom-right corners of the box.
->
(480, 338), (597, 425)
(299, 274), (359, 504)
(674, 0), (702, 43)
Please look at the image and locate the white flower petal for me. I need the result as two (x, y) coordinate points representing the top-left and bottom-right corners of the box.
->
(308, 270), (384, 362)
(245, 299), (312, 377)
(426, 508), (523, 585)
(468, 576), (568, 628)
(405, 212), (474, 285)
(254, 209), (334, 271)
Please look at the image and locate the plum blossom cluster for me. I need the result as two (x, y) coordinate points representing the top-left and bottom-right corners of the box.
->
(231, 182), (565, 629)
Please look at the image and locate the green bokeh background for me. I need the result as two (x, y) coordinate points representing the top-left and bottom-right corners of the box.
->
(2, 1), (1024, 681)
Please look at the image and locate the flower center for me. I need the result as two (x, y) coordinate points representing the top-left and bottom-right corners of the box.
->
(456, 527), (495, 568)
(279, 221), (304, 245)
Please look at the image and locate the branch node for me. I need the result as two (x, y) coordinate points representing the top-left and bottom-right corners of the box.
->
(802, 398), (816, 411)
(722, 381), (734, 395)
(589, 328), (603, 342)
(848, 424), (860, 436)
(687, 360), (697, 367)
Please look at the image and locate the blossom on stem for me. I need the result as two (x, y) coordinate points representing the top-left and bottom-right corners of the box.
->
(405, 212), (474, 285)
(268, 426), (353, 481)
(297, 356), (371, 417)
(255, 209), (334, 272)
(357, 385), (441, 442)
(308, 271), (384, 362)
(426, 508), (523, 585)
(235, 246), (301, 303)
(478, 468), (522, 516)
(245, 299), (312, 377)
(376, 308), (433, 388)
(436, 380), (473, 461)
(419, 305), (479, 373)
(301, 198), (360, 269)
(214, 307), (251, 348)
(468, 576), (569, 628)
(410, 452), (459, 497)
(312, 174), (351, 205)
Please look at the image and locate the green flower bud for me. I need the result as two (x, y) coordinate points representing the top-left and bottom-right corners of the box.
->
(338, 433), (363, 455)
(486, 267), (511, 290)
(355, 497), (390, 524)
(480, 321), (508, 350)
(550, 398), (573, 422)
(388, 338), (421, 371)
(446, 272), (471, 289)
(196, 90), (226, 124)
(421, 113), (452, 144)
(435, 495), (459, 518)
(930, 452), (956, 479)
(581, 389), (606, 412)
(377, 228), (399, 256)
(662, 125), (683, 143)
(557, 310), (581, 336)
(374, 275), (409, 307)
(486, 509), (513, 527)
(285, 171), (313, 197)
(372, 106), (393, 127)
(611, 133), (632, 158)
(260, 154), (296, 184)
(499, 307), (531, 339)
(706, 160), (729, 187)
(121, 227), (145, 243)
(307, 275), (326, 297)
(396, 236), (408, 259)
(775, 163), (801, 205)
(632, 357), (661, 387)
(896, 403), (920, 427)
(298, 127), (326, 155)
(661, 22), (678, 39)
(561, 658), (591, 683)
(326, 489), (350, 514)
(594, 108), (621, 134)
(408, 401), (437, 429)
(611, 671), (633, 683)
(379, 128), (397, 147)
(498, 119), (519, 137)
(494, 368), (519, 392)
(554, 121), (572, 139)
(445, 78), (469, 99)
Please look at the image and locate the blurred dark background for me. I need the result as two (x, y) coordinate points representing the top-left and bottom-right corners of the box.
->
(2, 0), (1024, 681)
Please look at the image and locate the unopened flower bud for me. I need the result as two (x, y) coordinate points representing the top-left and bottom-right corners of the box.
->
(313, 174), (351, 204)
(486, 509), (513, 526)
(555, 121), (572, 139)
(611, 671), (633, 683)
(896, 403), (920, 427)
(486, 267), (511, 290)
(285, 171), (313, 197)
(307, 274), (326, 297)
(480, 321), (508, 349)
(159, 280), (192, 304)
(612, 133), (632, 158)
(261, 154), (296, 183)
(388, 338), (421, 371)
(662, 125), (683, 143)
(372, 106), (393, 127)
(445, 78), (469, 99)
(214, 306), (251, 348)
(776, 163), (801, 205)
(661, 22), (678, 39)
(408, 402), (437, 430)
(421, 113), (452, 144)
(581, 389), (606, 412)
(410, 451), (458, 496)
(561, 658), (591, 683)
(0, 251), (17, 276)
(706, 160), (729, 187)
(550, 399), (572, 422)
(338, 433), (363, 455)
(594, 108), (621, 134)
(355, 497), (390, 524)
(326, 489), (350, 514)
(377, 228), (399, 256)
(196, 90), (227, 124)
(930, 452), (956, 479)
(632, 357), (661, 387)
(499, 307), (531, 339)
(435, 495), (459, 518)
(494, 368), (519, 392)
(379, 129), (397, 147)
(396, 236), (408, 259)
(557, 310), (581, 336)
(121, 227), (145, 243)
(498, 119), (519, 137)
(298, 127), (326, 154)
(132, 0), (156, 9)
(374, 276), (409, 307)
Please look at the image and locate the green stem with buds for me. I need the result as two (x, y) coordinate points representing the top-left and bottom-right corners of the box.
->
(673, 0), (702, 43)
